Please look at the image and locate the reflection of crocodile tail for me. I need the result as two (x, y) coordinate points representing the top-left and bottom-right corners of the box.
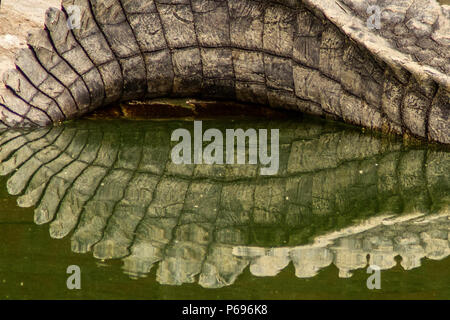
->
(123, 213), (450, 288)
(0, 0), (448, 143)
(0, 120), (448, 287)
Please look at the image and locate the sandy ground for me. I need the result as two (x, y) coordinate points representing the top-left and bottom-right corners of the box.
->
(0, 0), (60, 77)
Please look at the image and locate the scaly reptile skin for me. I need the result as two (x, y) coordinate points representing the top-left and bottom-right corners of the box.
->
(0, 0), (448, 143)
(0, 120), (448, 286)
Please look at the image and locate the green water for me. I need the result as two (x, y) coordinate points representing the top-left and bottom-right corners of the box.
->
(0, 116), (449, 299)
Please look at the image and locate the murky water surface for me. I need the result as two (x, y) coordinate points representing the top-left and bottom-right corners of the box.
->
(0, 116), (448, 299)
